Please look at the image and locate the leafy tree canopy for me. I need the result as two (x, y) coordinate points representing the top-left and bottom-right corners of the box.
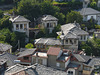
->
(25, 43), (34, 49)
(66, 11), (83, 23)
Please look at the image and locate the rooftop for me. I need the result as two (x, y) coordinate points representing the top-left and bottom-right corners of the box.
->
(0, 52), (17, 67)
(35, 38), (62, 45)
(9, 15), (30, 23)
(80, 8), (100, 15)
(67, 63), (80, 70)
(33, 52), (48, 58)
(18, 48), (36, 57)
(5, 64), (67, 75)
(42, 15), (58, 21)
(59, 23), (88, 39)
(47, 47), (61, 56)
(0, 43), (12, 52)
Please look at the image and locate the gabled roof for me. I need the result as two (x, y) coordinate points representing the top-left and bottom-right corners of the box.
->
(9, 15), (30, 23)
(18, 48), (36, 57)
(0, 43), (12, 52)
(35, 38), (62, 45)
(60, 23), (88, 39)
(73, 54), (91, 62)
(87, 58), (100, 67)
(0, 52), (17, 67)
(5, 64), (67, 75)
(0, 58), (7, 65)
(47, 47), (61, 56)
(80, 8), (100, 15)
(42, 15), (58, 21)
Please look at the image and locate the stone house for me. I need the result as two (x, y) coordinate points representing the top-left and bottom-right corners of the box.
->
(57, 22), (89, 51)
(32, 51), (48, 66)
(47, 47), (71, 70)
(0, 43), (12, 54)
(17, 48), (36, 66)
(37, 15), (58, 33)
(9, 15), (30, 42)
(34, 38), (62, 50)
(80, 8), (100, 25)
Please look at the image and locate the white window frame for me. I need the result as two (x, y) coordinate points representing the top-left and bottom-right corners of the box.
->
(56, 63), (60, 67)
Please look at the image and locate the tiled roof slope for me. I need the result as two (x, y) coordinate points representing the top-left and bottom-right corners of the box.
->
(47, 47), (61, 56)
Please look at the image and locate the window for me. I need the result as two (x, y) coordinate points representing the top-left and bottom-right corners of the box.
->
(74, 40), (77, 44)
(41, 45), (43, 48)
(68, 71), (73, 75)
(24, 24), (27, 30)
(66, 39), (68, 44)
(70, 40), (73, 44)
(47, 23), (49, 28)
(80, 35), (82, 40)
(56, 63), (60, 67)
(37, 45), (39, 48)
(84, 35), (86, 40)
(16, 24), (19, 30)
(24, 57), (29, 60)
(20, 24), (23, 29)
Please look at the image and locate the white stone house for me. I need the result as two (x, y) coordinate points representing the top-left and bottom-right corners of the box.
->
(80, 8), (100, 25)
(38, 15), (58, 33)
(57, 22), (89, 50)
(9, 15), (30, 42)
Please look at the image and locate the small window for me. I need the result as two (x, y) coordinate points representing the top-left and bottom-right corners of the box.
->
(56, 63), (60, 67)
(20, 24), (23, 29)
(24, 57), (29, 60)
(16, 24), (19, 30)
(24, 24), (27, 29)
(81, 36), (82, 40)
(37, 45), (39, 48)
(66, 39), (68, 44)
(68, 71), (73, 74)
(47, 23), (49, 28)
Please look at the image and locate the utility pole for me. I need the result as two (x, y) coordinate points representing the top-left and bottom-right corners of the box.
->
(18, 40), (20, 52)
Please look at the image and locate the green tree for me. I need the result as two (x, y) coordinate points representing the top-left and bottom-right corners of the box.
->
(17, 0), (41, 21)
(66, 11), (83, 23)
(41, 1), (60, 15)
(54, 12), (65, 24)
(0, 16), (12, 30)
(0, 10), (3, 18)
(25, 43), (34, 48)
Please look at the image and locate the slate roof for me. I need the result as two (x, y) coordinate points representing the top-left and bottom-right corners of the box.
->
(85, 58), (100, 67)
(47, 47), (61, 56)
(18, 48), (36, 57)
(0, 52), (17, 67)
(0, 43), (12, 52)
(80, 8), (100, 15)
(59, 23), (88, 39)
(9, 15), (30, 23)
(73, 54), (91, 62)
(5, 64), (67, 75)
(0, 58), (7, 65)
(67, 63), (80, 69)
(42, 15), (58, 21)
(35, 38), (62, 45)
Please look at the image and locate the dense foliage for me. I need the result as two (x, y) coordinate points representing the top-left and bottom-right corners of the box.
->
(66, 11), (83, 23)
(79, 38), (100, 56)
(25, 43), (34, 48)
